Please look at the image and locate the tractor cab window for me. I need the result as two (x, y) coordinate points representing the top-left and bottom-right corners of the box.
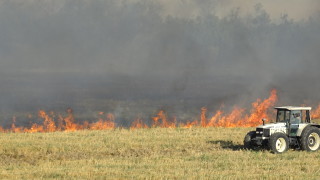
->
(290, 110), (301, 124)
(276, 110), (290, 123)
(302, 110), (311, 123)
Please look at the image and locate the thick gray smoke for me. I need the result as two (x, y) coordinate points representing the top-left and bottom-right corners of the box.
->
(0, 0), (319, 126)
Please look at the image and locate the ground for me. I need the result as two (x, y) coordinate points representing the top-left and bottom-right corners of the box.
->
(0, 127), (320, 179)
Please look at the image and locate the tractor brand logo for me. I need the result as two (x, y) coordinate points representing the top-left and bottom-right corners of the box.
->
(270, 128), (286, 134)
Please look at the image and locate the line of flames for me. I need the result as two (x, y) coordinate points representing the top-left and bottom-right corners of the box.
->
(2, 89), (320, 133)
(3, 108), (115, 133)
(131, 89), (278, 129)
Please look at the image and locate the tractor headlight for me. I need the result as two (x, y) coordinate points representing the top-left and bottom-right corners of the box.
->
(256, 128), (263, 135)
(256, 128), (270, 137)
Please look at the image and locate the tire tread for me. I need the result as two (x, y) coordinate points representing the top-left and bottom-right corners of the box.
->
(269, 133), (289, 154)
(300, 126), (320, 152)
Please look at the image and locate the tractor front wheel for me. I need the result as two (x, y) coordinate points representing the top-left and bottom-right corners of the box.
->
(244, 131), (256, 149)
(269, 133), (289, 154)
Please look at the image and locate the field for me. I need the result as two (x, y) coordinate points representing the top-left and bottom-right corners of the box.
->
(1, 127), (320, 179)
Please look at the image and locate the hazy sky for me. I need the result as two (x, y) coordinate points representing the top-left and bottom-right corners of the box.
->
(158, 0), (320, 20)
(0, 0), (319, 73)
(7, 0), (319, 19)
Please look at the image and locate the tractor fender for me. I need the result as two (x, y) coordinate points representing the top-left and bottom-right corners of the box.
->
(310, 124), (320, 129)
(299, 124), (320, 137)
(297, 124), (311, 136)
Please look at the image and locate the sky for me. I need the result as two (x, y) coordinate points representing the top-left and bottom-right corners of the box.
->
(149, 0), (320, 21)
(0, 0), (320, 119)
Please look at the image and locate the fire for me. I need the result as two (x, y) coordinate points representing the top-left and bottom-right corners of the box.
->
(152, 110), (176, 128)
(11, 116), (23, 133)
(244, 89), (278, 126)
(89, 113), (115, 130)
(27, 124), (44, 133)
(38, 110), (56, 132)
(64, 108), (77, 131)
(201, 107), (207, 127)
(217, 107), (246, 127)
(1, 108), (116, 133)
(181, 89), (277, 128)
(207, 110), (223, 127)
(5, 89), (320, 132)
(311, 104), (320, 119)
(181, 120), (198, 128)
(131, 118), (148, 129)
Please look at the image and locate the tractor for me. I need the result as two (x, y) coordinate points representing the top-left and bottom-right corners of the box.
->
(244, 106), (320, 153)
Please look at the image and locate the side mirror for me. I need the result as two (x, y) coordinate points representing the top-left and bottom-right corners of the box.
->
(262, 118), (266, 125)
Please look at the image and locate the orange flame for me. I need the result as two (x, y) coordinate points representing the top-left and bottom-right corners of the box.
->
(3, 108), (115, 133)
(244, 89), (278, 126)
(131, 118), (149, 129)
(200, 107), (207, 127)
(181, 89), (277, 128)
(311, 104), (320, 119)
(89, 113), (115, 130)
(181, 120), (198, 128)
(152, 110), (176, 128)
(11, 116), (23, 133)
(64, 108), (77, 131)
(0, 89), (294, 132)
(38, 110), (57, 132)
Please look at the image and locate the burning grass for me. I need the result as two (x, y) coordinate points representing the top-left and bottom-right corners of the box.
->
(0, 127), (320, 179)
(3, 89), (320, 133)
(2, 89), (279, 132)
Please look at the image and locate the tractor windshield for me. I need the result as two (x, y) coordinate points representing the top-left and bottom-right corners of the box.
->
(276, 110), (290, 123)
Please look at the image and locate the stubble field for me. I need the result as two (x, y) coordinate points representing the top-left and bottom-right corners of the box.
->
(1, 127), (320, 179)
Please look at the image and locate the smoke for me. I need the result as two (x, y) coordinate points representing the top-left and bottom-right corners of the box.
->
(0, 0), (320, 125)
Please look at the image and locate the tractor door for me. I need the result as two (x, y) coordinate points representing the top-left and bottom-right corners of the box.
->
(289, 110), (301, 136)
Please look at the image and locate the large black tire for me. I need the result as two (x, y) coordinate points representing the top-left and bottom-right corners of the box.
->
(300, 127), (320, 152)
(244, 131), (256, 149)
(269, 133), (289, 154)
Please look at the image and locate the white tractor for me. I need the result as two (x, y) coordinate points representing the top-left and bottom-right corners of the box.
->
(244, 106), (320, 153)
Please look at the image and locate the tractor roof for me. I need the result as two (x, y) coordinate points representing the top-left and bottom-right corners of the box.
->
(274, 106), (312, 111)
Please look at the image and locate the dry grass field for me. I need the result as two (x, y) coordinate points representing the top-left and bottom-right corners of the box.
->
(1, 127), (320, 179)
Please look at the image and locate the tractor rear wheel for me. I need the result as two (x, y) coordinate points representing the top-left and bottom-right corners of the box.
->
(244, 131), (256, 149)
(301, 127), (320, 152)
(269, 133), (289, 154)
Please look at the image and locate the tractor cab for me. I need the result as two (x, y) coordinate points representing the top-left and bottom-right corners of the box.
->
(274, 106), (311, 136)
(275, 106), (311, 124)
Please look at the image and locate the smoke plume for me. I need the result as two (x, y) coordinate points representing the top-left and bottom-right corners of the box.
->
(0, 0), (319, 126)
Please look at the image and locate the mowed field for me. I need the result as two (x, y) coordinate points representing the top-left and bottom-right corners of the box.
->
(1, 127), (320, 179)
